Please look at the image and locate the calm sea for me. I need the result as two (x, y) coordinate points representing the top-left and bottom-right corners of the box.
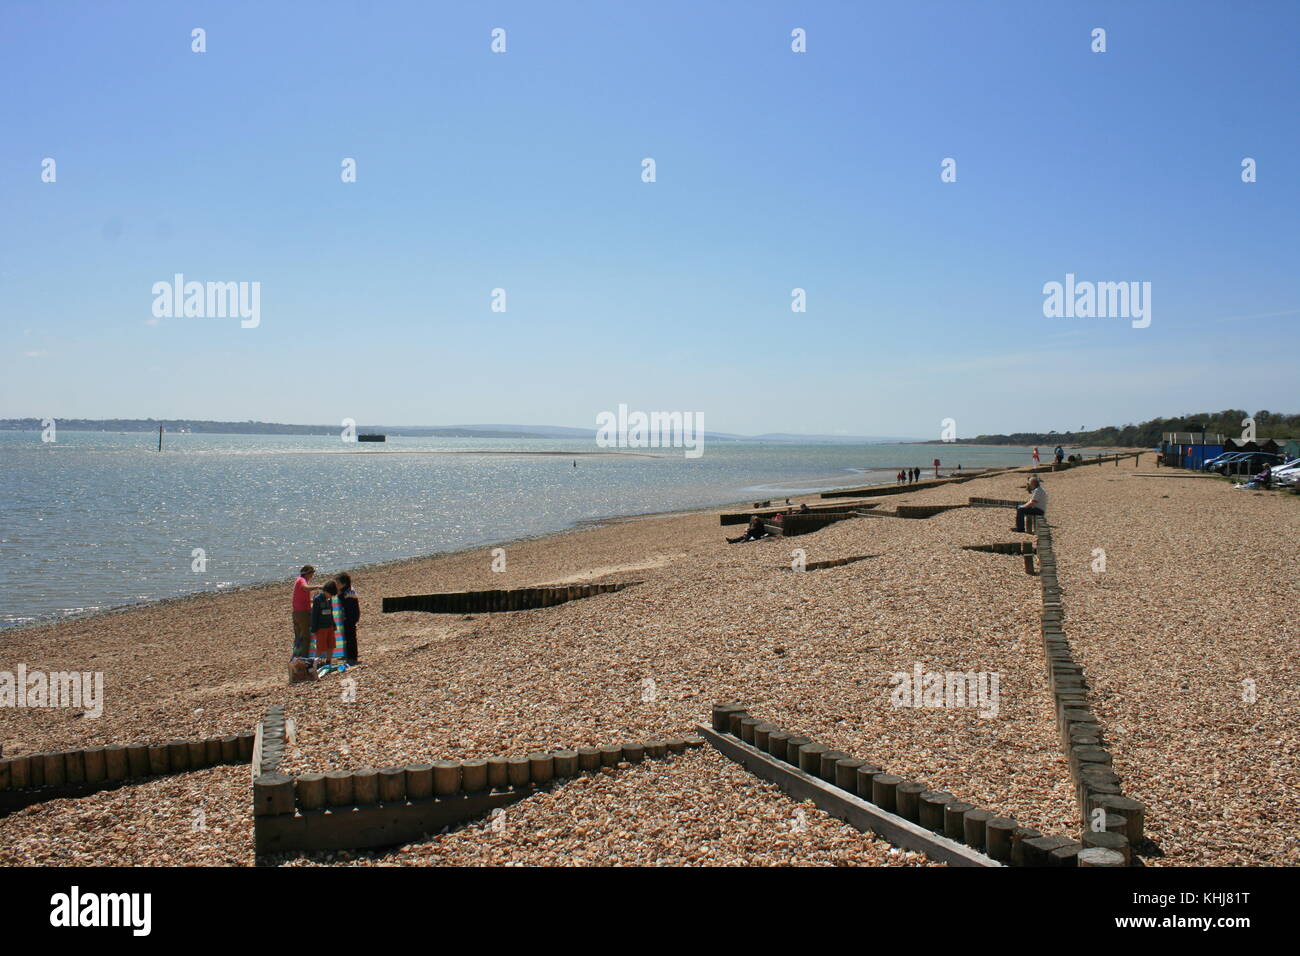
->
(0, 431), (1087, 628)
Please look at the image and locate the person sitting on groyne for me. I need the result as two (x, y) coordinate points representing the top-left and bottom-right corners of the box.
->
(727, 515), (769, 544)
(1014, 477), (1048, 533)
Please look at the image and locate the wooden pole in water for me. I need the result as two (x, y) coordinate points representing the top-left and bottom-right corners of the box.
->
(158, 426), (163, 451)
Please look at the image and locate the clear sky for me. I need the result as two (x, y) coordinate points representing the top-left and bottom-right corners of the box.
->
(2, 0), (1297, 438)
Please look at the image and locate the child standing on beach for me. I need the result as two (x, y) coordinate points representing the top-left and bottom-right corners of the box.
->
(310, 580), (340, 664)
(335, 573), (361, 665)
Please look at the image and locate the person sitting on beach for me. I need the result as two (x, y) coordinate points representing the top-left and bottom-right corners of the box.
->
(727, 515), (769, 544)
(1014, 478), (1048, 533)
(1242, 465), (1273, 490)
(799, 502), (810, 513)
(292, 565), (321, 658)
(335, 573), (361, 665)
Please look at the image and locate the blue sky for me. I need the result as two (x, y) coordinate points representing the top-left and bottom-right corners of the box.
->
(2, 0), (1297, 438)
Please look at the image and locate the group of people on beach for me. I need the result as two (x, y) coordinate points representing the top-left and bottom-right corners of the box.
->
(291, 565), (361, 680)
(896, 460), (955, 484)
(1032, 446), (1066, 467)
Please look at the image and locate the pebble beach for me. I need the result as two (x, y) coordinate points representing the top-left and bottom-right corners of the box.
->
(1, 454), (1296, 866)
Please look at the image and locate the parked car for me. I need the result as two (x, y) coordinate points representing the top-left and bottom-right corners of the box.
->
(1201, 452), (1246, 471)
(1216, 452), (1284, 475)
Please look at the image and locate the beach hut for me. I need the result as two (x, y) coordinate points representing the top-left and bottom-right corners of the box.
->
(1162, 431), (1224, 469)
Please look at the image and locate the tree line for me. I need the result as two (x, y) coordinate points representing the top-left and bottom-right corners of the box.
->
(960, 410), (1298, 447)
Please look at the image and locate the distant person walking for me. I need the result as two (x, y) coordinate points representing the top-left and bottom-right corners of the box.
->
(292, 565), (320, 658)
(335, 573), (361, 664)
(1054, 446), (1065, 466)
(1014, 478), (1048, 533)
(1032, 447), (1041, 465)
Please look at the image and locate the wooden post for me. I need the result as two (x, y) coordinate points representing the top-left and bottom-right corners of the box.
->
(461, 758), (489, 792)
(944, 801), (973, 840)
(325, 770), (354, 806)
(126, 744), (150, 777)
(379, 767), (406, 803)
(576, 748), (601, 771)
(82, 746), (107, 783)
(406, 764), (434, 800)
(528, 752), (556, 782)
(507, 756), (531, 785)
(1090, 794), (1145, 843)
(351, 768), (379, 805)
(253, 773), (295, 816)
(1049, 842), (1082, 867)
(1011, 826), (1042, 866)
(296, 773), (327, 810)
(871, 774), (902, 812)
(1082, 830), (1130, 864)
(854, 764), (882, 800)
(798, 743), (828, 775)
(1078, 847), (1126, 867)
(553, 751), (579, 777)
(963, 808), (993, 849)
(766, 731), (791, 761)
(919, 791), (953, 833)
(62, 751), (85, 784)
(818, 751), (849, 783)
(835, 758), (864, 792)
(985, 817), (1017, 862)
(895, 782), (926, 822)
(147, 745), (169, 776)
(597, 745), (621, 767)
(7, 755), (30, 789)
(783, 736), (811, 766)
(487, 756), (511, 788)
(433, 760), (462, 795)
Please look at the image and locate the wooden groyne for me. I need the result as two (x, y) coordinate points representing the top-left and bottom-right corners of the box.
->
(254, 736), (704, 853)
(819, 469), (1009, 499)
(720, 502), (877, 526)
(382, 582), (638, 615)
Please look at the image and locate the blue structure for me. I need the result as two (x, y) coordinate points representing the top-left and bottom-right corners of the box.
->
(1160, 431), (1225, 469)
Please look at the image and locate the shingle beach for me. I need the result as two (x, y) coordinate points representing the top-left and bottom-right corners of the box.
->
(2, 454), (1296, 866)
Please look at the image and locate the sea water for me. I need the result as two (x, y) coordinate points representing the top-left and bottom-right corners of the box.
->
(0, 431), (1092, 627)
